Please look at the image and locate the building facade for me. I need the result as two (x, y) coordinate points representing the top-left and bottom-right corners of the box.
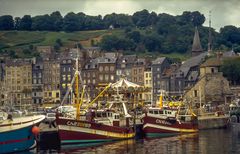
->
(151, 57), (170, 103)
(4, 59), (32, 108)
(32, 58), (44, 105)
(43, 55), (60, 104)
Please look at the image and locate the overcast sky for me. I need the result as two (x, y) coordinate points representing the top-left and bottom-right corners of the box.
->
(0, 0), (239, 30)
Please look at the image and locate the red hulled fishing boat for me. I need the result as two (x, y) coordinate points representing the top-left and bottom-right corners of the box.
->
(142, 91), (198, 137)
(56, 54), (135, 144)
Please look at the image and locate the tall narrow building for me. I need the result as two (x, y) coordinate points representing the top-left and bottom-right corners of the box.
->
(192, 27), (203, 57)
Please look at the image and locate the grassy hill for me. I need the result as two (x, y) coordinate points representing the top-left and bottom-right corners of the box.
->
(0, 29), (189, 61)
(0, 29), (124, 50)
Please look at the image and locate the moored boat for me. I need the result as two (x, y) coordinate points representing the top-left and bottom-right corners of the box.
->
(142, 91), (198, 138)
(0, 112), (45, 153)
(57, 109), (135, 144)
(56, 54), (135, 144)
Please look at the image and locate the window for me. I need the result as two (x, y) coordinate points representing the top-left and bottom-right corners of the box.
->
(62, 75), (66, 81)
(56, 92), (59, 98)
(105, 66), (109, 71)
(38, 73), (42, 78)
(62, 84), (66, 89)
(99, 75), (103, 81)
(110, 66), (114, 71)
(99, 66), (103, 72)
(111, 75), (114, 81)
(105, 74), (109, 81)
(67, 75), (71, 81)
(194, 90), (198, 97)
(211, 68), (214, 73)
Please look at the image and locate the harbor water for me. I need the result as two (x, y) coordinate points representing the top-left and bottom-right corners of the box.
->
(33, 126), (240, 154)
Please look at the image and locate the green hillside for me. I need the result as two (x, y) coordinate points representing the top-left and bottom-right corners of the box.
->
(0, 29), (123, 50)
(0, 29), (189, 61)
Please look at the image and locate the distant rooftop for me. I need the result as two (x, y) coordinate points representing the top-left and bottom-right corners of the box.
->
(152, 57), (166, 65)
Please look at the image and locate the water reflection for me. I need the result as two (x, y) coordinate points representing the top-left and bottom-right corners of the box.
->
(37, 128), (240, 154)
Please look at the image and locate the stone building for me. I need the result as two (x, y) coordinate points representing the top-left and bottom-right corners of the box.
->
(42, 54), (61, 104)
(151, 57), (170, 103)
(82, 56), (116, 99)
(60, 58), (75, 101)
(131, 59), (146, 86)
(184, 58), (232, 107)
(36, 46), (53, 57)
(143, 67), (152, 104)
(116, 55), (137, 81)
(0, 61), (5, 105)
(4, 59), (33, 108)
(32, 58), (44, 105)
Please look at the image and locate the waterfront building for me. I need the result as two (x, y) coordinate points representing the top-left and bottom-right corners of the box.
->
(60, 58), (74, 102)
(4, 59), (33, 108)
(151, 57), (170, 103)
(0, 61), (5, 106)
(131, 58), (146, 86)
(143, 67), (152, 104)
(116, 55), (137, 81)
(32, 58), (44, 105)
(159, 63), (185, 96)
(184, 58), (232, 107)
(42, 53), (61, 104)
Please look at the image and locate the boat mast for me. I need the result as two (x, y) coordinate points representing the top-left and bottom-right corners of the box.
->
(159, 90), (163, 108)
(75, 46), (80, 120)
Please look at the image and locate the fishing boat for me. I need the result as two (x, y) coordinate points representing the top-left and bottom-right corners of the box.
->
(142, 91), (198, 138)
(56, 56), (135, 144)
(0, 112), (45, 153)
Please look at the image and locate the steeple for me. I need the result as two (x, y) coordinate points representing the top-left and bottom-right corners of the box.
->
(192, 26), (203, 57)
(208, 11), (212, 56)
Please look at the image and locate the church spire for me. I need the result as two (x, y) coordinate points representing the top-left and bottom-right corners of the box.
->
(192, 26), (203, 57)
(208, 11), (212, 55)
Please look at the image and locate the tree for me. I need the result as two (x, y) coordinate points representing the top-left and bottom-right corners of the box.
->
(19, 15), (32, 30)
(143, 34), (162, 52)
(157, 13), (176, 35)
(0, 15), (14, 30)
(50, 11), (63, 31)
(132, 9), (150, 27)
(103, 13), (133, 28)
(54, 38), (63, 51)
(14, 17), (21, 30)
(32, 14), (54, 31)
(100, 35), (135, 51)
(219, 26), (240, 46)
(63, 12), (85, 31)
(126, 31), (141, 43)
(191, 11), (205, 26)
(178, 11), (205, 26)
(221, 58), (240, 85)
(84, 15), (104, 30)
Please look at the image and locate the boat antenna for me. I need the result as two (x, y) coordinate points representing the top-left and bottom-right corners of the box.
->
(208, 10), (212, 56)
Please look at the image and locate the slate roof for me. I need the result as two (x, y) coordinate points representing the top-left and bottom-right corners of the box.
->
(200, 58), (222, 67)
(176, 52), (207, 77)
(192, 27), (203, 52)
(152, 57), (166, 65)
